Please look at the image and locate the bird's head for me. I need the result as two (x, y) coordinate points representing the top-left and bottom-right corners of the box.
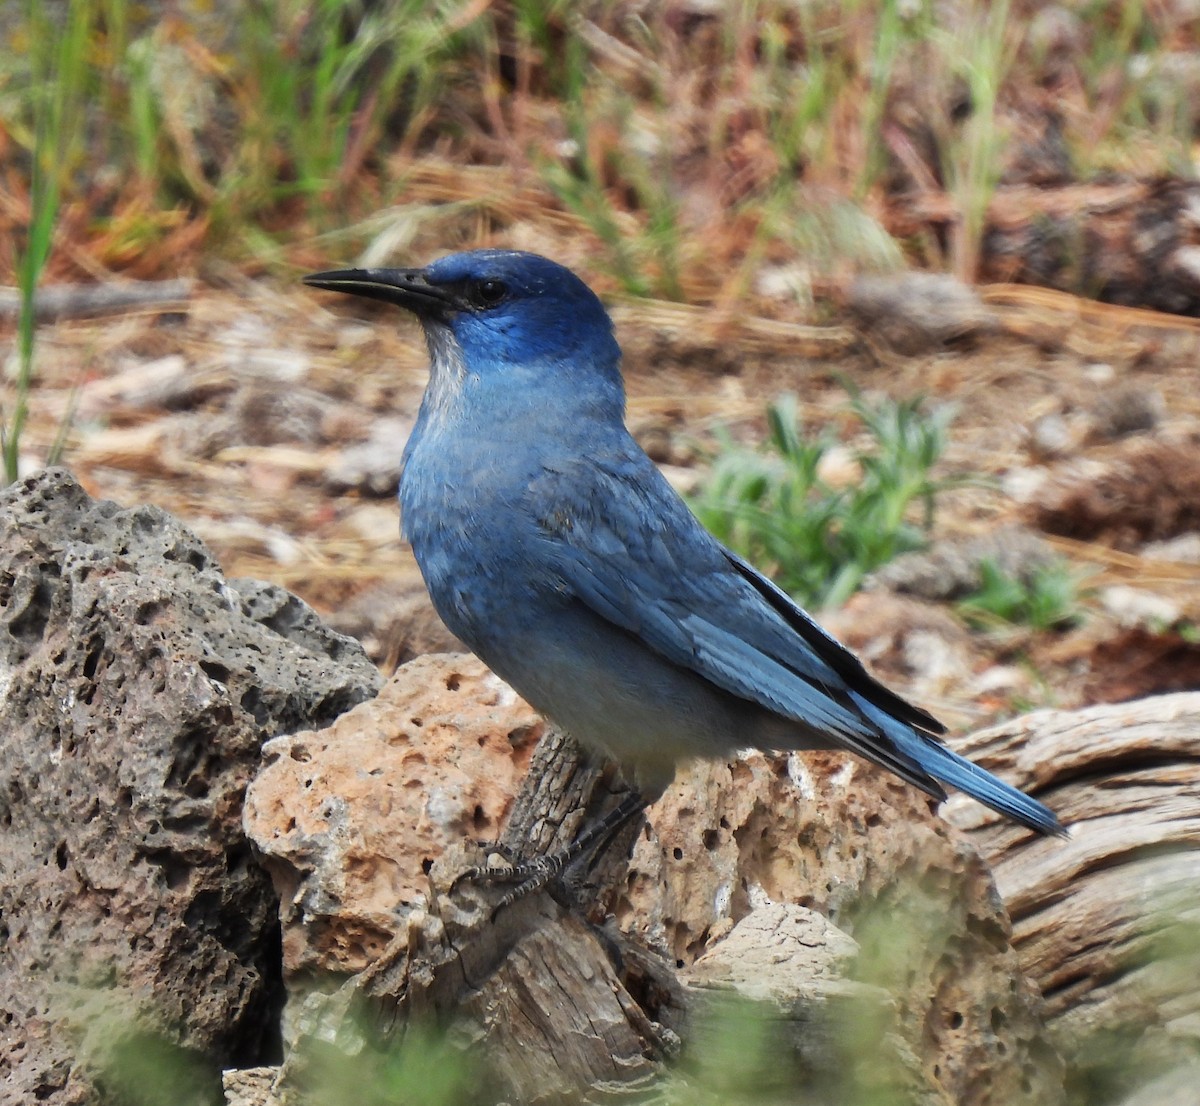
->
(305, 250), (624, 418)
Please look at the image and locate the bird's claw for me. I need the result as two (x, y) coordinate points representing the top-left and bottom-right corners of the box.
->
(449, 851), (569, 919)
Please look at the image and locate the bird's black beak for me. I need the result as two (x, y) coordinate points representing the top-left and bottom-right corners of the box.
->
(303, 267), (459, 318)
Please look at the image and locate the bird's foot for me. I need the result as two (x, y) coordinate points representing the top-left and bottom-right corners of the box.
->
(451, 791), (649, 916)
(452, 851), (571, 913)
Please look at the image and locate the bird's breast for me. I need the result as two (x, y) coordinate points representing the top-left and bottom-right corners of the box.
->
(398, 431), (555, 651)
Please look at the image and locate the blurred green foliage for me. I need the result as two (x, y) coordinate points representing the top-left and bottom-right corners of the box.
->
(3, 0), (1189, 282)
(958, 558), (1089, 632)
(692, 387), (955, 609)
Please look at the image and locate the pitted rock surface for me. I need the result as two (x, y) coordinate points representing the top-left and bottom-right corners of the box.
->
(0, 468), (381, 1104)
(243, 647), (1062, 1106)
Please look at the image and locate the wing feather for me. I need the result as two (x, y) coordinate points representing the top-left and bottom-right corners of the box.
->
(527, 451), (1064, 835)
(531, 456), (944, 781)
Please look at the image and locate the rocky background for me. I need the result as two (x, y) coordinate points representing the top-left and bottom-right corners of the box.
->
(1, 469), (1197, 1106)
(5, 3), (1200, 1104)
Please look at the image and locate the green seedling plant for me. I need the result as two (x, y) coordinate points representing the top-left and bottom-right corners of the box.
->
(4, 0), (471, 262)
(692, 387), (955, 610)
(533, 18), (684, 300)
(1177, 621), (1200, 645)
(958, 558), (1087, 632)
(857, 0), (927, 198)
(88, 1003), (479, 1106)
(933, 0), (1015, 282)
(534, 1), (912, 301)
(221, 0), (456, 221)
(4, 0), (92, 484)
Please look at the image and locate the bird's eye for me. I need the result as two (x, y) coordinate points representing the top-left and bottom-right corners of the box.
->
(474, 279), (508, 307)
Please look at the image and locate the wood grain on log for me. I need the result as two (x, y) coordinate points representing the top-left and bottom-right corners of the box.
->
(946, 692), (1200, 1098)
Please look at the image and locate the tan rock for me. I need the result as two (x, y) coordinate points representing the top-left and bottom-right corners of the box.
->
(221, 1066), (276, 1106)
(243, 653), (544, 976)
(247, 651), (1063, 1104)
(681, 903), (951, 1106)
(684, 901), (860, 997)
(622, 752), (1061, 1105)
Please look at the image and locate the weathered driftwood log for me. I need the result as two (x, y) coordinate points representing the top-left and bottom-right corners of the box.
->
(0, 278), (194, 320)
(244, 653), (1064, 1105)
(946, 692), (1200, 1104)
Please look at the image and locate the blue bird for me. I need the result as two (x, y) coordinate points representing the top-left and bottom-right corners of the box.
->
(304, 250), (1065, 846)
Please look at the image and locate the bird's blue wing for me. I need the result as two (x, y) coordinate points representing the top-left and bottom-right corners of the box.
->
(529, 450), (1065, 836)
(529, 452), (950, 795)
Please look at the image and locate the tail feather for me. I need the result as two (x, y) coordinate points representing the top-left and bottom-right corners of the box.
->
(902, 731), (1066, 837)
(849, 692), (1066, 837)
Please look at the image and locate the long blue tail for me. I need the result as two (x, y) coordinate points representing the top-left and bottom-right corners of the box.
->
(850, 692), (1066, 836)
(902, 729), (1066, 836)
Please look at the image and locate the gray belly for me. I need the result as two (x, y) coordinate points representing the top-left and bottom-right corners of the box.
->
(473, 600), (811, 800)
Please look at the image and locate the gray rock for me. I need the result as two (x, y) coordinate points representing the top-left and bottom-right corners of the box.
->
(847, 272), (998, 354)
(0, 468), (381, 1104)
(865, 525), (1059, 601)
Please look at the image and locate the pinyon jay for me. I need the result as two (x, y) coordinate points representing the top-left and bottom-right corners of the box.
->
(305, 250), (1064, 873)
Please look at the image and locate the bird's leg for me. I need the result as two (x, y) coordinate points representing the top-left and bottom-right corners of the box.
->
(454, 791), (649, 911)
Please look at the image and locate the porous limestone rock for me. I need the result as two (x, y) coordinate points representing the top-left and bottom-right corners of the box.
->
(244, 651), (1062, 1105)
(0, 468), (381, 1104)
(622, 753), (1063, 1106)
(682, 903), (951, 1106)
(243, 652), (544, 981)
